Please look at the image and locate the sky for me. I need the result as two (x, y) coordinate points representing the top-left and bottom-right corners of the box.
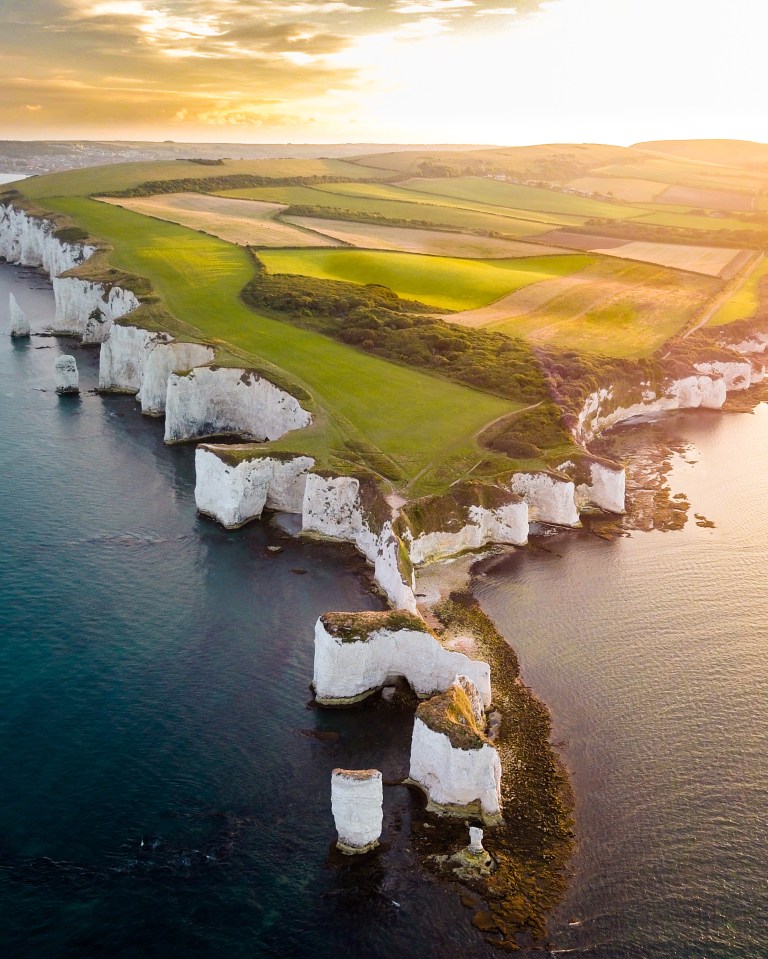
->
(0, 0), (766, 145)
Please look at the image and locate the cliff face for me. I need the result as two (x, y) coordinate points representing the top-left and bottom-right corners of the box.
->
(574, 374), (727, 444)
(409, 679), (502, 823)
(195, 448), (314, 528)
(302, 473), (417, 612)
(53, 276), (140, 343)
(138, 341), (215, 415)
(313, 610), (492, 706)
(99, 324), (172, 393)
(164, 367), (312, 445)
(0, 203), (91, 279)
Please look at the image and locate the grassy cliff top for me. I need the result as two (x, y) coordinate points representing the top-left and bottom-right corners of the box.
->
(321, 610), (432, 642)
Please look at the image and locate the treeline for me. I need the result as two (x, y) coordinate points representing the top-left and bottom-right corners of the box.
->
(99, 174), (384, 199)
(242, 257), (551, 407)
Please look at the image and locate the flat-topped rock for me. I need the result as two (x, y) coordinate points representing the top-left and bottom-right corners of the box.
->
(331, 768), (383, 854)
(54, 355), (79, 394)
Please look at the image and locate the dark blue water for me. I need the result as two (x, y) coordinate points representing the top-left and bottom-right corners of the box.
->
(0, 263), (499, 958)
(477, 412), (768, 957)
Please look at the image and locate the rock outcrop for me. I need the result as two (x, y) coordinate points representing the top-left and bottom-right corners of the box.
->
(54, 355), (79, 394)
(509, 471), (580, 526)
(408, 676), (502, 823)
(195, 447), (315, 528)
(314, 611), (492, 707)
(164, 366), (312, 445)
(9, 293), (29, 338)
(331, 769), (384, 854)
(398, 481), (528, 565)
(302, 473), (417, 612)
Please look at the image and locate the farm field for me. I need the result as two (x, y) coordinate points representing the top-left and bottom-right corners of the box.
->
(217, 185), (552, 237)
(396, 176), (641, 219)
(589, 239), (747, 277)
(310, 180), (587, 226)
(487, 260), (721, 357)
(41, 195), (515, 488)
(707, 254), (768, 326)
(565, 176), (668, 202)
(282, 216), (561, 258)
(633, 209), (754, 232)
(257, 248), (591, 311)
(656, 185), (755, 212)
(532, 228), (747, 276)
(98, 193), (342, 248)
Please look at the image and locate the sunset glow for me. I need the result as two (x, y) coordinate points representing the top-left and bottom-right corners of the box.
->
(1, 0), (767, 144)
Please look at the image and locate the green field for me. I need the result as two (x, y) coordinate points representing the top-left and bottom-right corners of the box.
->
(399, 176), (642, 220)
(217, 185), (551, 237)
(258, 249), (589, 311)
(708, 254), (768, 326)
(41, 196), (514, 489)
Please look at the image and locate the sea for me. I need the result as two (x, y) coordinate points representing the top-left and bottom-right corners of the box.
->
(1, 254), (767, 958)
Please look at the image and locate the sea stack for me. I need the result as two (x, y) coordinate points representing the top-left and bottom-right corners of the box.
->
(331, 768), (383, 854)
(9, 293), (30, 338)
(55, 355), (80, 394)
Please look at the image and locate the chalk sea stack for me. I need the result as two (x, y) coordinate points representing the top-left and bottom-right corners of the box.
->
(55, 355), (80, 394)
(9, 293), (29, 338)
(331, 768), (383, 855)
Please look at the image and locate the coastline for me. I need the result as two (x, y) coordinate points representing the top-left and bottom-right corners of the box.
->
(4, 195), (768, 949)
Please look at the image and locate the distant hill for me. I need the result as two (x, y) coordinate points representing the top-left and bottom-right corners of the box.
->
(634, 139), (768, 168)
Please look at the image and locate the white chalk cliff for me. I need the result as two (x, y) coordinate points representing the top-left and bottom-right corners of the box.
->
(409, 677), (502, 823)
(195, 447), (314, 528)
(138, 340), (215, 415)
(557, 459), (626, 515)
(331, 769), (384, 854)
(576, 375), (727, 444)
(313, 611), (492, 706)
(302, 473), (417, 612)
(0, 204), (91, 279)
(99, 324), (172, 393)
(53, 276), (140, 343)
(164, 366), (312, 445)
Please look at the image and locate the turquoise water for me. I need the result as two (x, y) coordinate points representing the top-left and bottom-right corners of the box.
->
(0, 264), (498, 958)
(476, 412), (768, 957)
